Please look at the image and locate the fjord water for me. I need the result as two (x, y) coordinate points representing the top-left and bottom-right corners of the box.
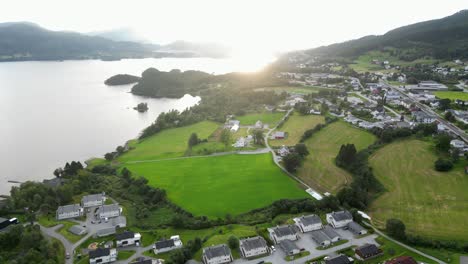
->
(0, 58), (264, 195)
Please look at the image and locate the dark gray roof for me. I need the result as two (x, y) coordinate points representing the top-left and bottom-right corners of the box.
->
(239, 236), (267, 251)
(0, 217), (8, 223)
(273, 225), (296, 237)
(89, 248), (110, 259)
(279, 239), (299, 253)
(116, 231), (135, 240)
(82, 193), (104, 203)
(356, 243), (381, 256)
(131, 260), (153, 264)
(68, 225), (86, 235)
(203, 244), (231, 260)
(155, 239), (175, 249)
(323, 225), (340, 239)
(330, 211), (352, 221)
(57, 204), (81, 214)
(310, 230), (330, 244)
(99, 204), (120, 213)
(348, 221), (365, 232)
(298, 215), (321, 226)
(325, 254), (352, 264)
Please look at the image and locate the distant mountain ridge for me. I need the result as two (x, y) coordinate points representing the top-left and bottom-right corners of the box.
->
(0, 22), (229, 61)
(305, 10), (468, 60)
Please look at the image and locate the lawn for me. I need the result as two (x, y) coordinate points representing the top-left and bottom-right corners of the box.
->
(117, 250), (135, 260)
(125, 153), (308, 218)
(269, 113), (324, 147)
(434, 91), (468, 101)
(236, 112), (284, 126)
(369, 139), (468, 241)
(366, 237), (439, 264)
(254, 86), (340, 95)
(297, 121), (376, 193)
(118, 121), (219, 162)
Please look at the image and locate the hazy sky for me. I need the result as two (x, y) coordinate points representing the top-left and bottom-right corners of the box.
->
(1, 0), (467, 55)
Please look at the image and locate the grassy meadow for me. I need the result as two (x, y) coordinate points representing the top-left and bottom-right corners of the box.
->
(270, 113), (324, 147)
(118, 121), (219, 162)
(124, 153), (308, 218)
(297, 121), (376, 193)
(434, 91), (468, 101)
(254, 86), (340, 95)
(369, 139), (468, 241)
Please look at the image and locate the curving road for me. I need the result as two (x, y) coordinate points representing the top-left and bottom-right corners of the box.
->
(362, 222), (447, 264)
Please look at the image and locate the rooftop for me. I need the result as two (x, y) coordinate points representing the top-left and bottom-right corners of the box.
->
(297, 214), (322, 226)
(116, 231), (136, 241)
(89, 248), (110, 259)
(325, 254), (352, 264)
(356, 243), (381, 256)
(279, 239), (299, 253)
(203, 244), (231, 260)
(155, 239), (176, 249)
(57, 204), (81, 214)
(82, 193), (104, 203)
(239, 236), (267, 251)
(271, 225), (296, 237)
(330, 210), (352, 221)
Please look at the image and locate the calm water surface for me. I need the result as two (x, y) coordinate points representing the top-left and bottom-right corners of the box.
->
(0, 57), (266, 194)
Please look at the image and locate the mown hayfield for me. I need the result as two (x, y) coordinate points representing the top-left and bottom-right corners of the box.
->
(270, 113), (324, 147)
(124, 153), (308, 218)
(118, 121), (219, 162)
(434, 91), (468, 101)
(297, 121), (376, 193)
(236, 112), (284, 126)
(369, 139), (468, 241)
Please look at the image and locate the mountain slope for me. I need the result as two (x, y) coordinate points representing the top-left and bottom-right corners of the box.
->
(307, 10), (468, 60)
(0, 22), (154, 61)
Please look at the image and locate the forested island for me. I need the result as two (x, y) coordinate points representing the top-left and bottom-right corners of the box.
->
(104, 74), (141, 85)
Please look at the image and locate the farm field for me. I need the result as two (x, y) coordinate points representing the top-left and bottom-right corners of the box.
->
(118, 121), (219, 162)
(369, 139), (468, 240)
(236, 112), (284, 126)
(270, 113), (325, 147)
(125, 153), (308, 218)
(297, 121), (376, 193)
(434, 91), (468, 101)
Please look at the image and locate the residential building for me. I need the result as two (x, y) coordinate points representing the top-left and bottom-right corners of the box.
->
(386, 256), (418, 264)
(322, 225), (341, 242)
(131, 260), (161, 264)
(98, 204), (122, 219)
(255, 120), (263, 129)
(450, 139), (465, 149)
(273, 131), (286, 139)
(325, 254), (353, 264)
(355, 244), (383, 260)
(96, 227), (117, 237)
(202, 244), (233, 264)
(347, 222), (367, 235)
(69, 225), (87, 236)
(154, 235), (183, 254)
(310, 229), (331, 247)
(56, 204), (83, 220)
(230, 124), (239, 132)
(267, 225), (297, 244)
(293, 214), (322, 233)
(278, 145), (290, 157)
(112, 216), (127, 228)
(447, 109), (468, 124)
(116, 231), (141, 247)
(89, 248), (117, 264)
(233, 137), (247, 148)
(413, 81), (448, 91)
(327, 211), (353, 228)
(81, 193), (106, 208)
(279, 239), (301, 256)
(239, 236), (269, 258)
(412, 111), (436, 124)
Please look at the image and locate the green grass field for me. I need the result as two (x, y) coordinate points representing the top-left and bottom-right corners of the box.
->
(236, 112), (284, 126)
(254, 86), (340, 95)
(125, 153), (308, 217)
(297, 121), (376, 193)
(118, 121), (219, 162)
(270, 113), (324, 147)
(434, 91), (468, 101)
(369, 140), (468, 241)
(350, 50), (437, 73)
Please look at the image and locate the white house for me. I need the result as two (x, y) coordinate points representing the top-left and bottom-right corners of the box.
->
(202, 244), (233, 264)
(268, 225), (297, 244)
(412, 111), (436, 124)
(255, 120), (263, 129)
(98, 204), (122, 219)
(293, 214), (322, 233)
(230, 124), (239, 132)
(233, 137), (247, 148)
(116, 231), (141, 247)
(450, 139), (465, 149)
(326, 211), (353, 228)
(81, 193), (106, 208)
(56, 204), (83, 220)
(239, 236), (269, 258)
(278, 145), (290, 157)
(89, 248), (117, 264)
(154, 235), (183, 254)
